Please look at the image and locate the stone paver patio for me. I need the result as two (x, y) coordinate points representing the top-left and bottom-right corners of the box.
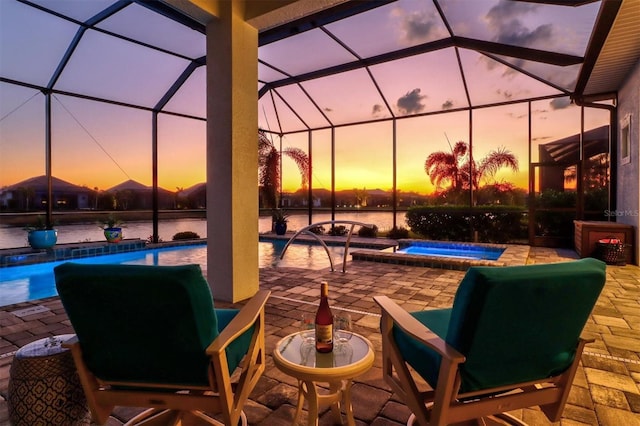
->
(1, 246), (638, 425)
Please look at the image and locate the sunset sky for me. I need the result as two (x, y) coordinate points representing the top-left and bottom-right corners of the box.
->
(0, 0), (608, 195)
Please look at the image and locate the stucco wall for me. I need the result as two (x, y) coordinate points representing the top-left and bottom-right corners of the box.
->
(616, 58), (640, 264)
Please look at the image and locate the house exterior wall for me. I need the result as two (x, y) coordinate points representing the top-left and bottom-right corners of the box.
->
(616, 58), (640, 264)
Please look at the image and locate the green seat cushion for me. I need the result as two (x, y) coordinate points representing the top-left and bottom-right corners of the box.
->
(393, 308), (451, 388)
(55, 263), (221, 387)
(394, 258), (606, 394)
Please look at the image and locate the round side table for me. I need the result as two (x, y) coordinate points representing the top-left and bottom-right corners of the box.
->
(273, 331), (374, 426)
(8, 334), (91, 426)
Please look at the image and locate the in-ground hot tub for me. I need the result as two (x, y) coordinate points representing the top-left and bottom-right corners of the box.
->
(350, 239), (526, 271)
(397, 240), (505, 260)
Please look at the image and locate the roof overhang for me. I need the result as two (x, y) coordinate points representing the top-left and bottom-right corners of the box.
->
(575, 0), (640, 102)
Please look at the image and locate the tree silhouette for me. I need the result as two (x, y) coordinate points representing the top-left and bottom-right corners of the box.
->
(425, 141), (519, 191)
(564, 153), (609, 189)
(259, 130), (309, 208)
(175, 187), (184, 209)
(424, 141), (468, 191)
(353, 188), (369, 207)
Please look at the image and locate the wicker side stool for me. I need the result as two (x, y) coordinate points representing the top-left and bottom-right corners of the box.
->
(596, 237), (628, 266)
(8, 334), (90, 426)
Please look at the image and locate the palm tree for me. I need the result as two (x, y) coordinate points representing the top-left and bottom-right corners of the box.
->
(353, 187), (369, 207)
(259, 130), (310, 209)
(425, 141), (518, 191)
(424, 141), (468, 191)
(175, 186), (184, 209)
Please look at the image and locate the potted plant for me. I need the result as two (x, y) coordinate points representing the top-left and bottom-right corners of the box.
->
(100, 215), (125, 243)
(272, 209), (289, 235)
(25, 215), (57, 249)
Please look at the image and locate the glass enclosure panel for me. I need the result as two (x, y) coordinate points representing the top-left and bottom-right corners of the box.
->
(273, 84), (331, 131)
(0, 84), (46, 208)
(334, 122), (392, 209)
(333, 122), (395, 230)
(310, 129), (333, 216)
(441, 0), (600, 56)
(163, 66), (206, 118)
(259, 92), (279, 133)
(493, 55), (581, 92)
(397, 111), (470, 204)
(583, 108), (611, 220)
(269, 91), (309, 133)
(260, 28), (355, 77)
(51, 95), (151, 198)
(472, 104), (528, 206)
(157, 113), (205, 241)
(55, 29), (189, 108)
(530, 97), (581, 243)
(461, 49), (563, 106)
(532, 164), (576, 242)
(531, 97), (581, 163)
(280, 132), (310, 217)
(158, 114), (205, 195)
(96, 3), (205, 59)
(258, 61), (289, 84)
(370, 48), (469, 116)
(0, 0), (79, 86)
(325, 0), (448, 58)
(29, 0), (117, 22)
(301, 68), (388, 125)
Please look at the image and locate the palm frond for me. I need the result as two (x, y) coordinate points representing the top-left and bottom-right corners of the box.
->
(283, 147), (310, 190)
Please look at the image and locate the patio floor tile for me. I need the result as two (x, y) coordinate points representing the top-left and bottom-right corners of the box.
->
(0, 246), (638, 425)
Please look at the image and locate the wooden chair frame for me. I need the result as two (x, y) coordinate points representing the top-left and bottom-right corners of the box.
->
(374, 295), (590, 426)
(64, 289), (270, 426)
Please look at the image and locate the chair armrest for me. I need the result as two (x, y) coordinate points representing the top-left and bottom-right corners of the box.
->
(61, 335), (79, 348)
(206, 290), (270, 355)
(374, 295), (465, 363)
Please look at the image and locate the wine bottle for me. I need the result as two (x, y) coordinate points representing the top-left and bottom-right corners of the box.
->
(315, 281), (334, 353)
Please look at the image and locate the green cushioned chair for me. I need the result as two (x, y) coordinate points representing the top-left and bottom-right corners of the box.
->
(54, 262), (270, 426)
(374, 258), (606, 426)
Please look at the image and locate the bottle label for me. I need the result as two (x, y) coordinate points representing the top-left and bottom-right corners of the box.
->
(316, 324), (333, 344)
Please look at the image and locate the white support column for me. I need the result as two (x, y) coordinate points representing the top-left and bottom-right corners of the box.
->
(206, 0), (258, 302)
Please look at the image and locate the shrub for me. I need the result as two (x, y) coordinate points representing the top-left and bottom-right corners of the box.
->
(329, 225), (348, 236)
(405, 206), (526, 243)
(172, 231), (201, 241)
(357, 224), (378, 238)
(386, 226), (409, 240)
(307, 225), (325, 235)
(534, 189), (577, 238)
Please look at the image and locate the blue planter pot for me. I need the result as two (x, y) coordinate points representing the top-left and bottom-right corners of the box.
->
(104, 227), (123, 243)
(28, 229), (57, 249)
(274, 222), (287, 235)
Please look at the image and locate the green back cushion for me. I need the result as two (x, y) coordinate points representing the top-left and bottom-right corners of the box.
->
(394, 258), (606, 393)
(216, 309), (254, 376)
(54, 262), (245, 386)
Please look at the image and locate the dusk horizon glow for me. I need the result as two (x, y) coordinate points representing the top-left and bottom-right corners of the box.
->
(1, 0), (608, 198)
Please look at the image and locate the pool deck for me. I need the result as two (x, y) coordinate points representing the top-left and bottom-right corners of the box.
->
(1, 246), (638, 425)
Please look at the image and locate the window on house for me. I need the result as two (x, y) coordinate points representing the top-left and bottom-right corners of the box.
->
(621, 114), (631, 165)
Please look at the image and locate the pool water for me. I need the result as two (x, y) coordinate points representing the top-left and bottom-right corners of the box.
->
(397, 241), (504, 261)
(0, 241), (345, 307)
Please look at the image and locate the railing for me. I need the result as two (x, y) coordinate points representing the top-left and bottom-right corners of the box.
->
(280, 220), (375, 273)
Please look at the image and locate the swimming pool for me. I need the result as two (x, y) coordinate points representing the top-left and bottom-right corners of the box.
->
(0, 241), (345, 307)
(397, 240), (505, 260)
